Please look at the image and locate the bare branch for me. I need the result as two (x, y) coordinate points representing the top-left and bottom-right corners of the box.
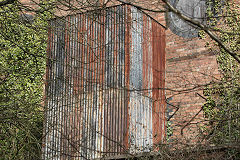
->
(162, 0), (240, 63)
(0, 0), (16, 7)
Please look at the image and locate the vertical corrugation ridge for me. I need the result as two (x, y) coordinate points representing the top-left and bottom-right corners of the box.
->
(123, 4), (131, 153)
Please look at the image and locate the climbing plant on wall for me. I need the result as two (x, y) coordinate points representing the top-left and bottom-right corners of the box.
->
(0, 1), (53, 159)
(202, 0), (240, 158)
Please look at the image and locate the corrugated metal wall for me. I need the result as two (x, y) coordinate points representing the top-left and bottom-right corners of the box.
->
(43, 4), (166, 160)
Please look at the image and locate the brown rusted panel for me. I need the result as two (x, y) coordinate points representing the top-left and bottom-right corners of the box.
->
(152, 20), (160, 146)
(160, 26), (166, 143)
(152, 20), (166, 146)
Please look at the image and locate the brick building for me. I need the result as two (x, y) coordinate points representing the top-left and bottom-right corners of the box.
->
(40, 0), (222, 159)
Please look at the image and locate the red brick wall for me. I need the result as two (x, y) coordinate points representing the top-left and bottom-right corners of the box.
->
(165, 32), (220, 143)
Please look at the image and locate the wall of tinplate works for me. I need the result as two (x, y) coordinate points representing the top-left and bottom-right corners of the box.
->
(43, 4), (166, 159)
(43, 0), (226, 158)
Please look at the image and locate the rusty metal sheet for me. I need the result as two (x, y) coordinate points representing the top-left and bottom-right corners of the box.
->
(43, 4), (166, 160)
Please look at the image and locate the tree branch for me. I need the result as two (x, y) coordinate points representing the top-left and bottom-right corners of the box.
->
(0, 0), (16, 7)
(116, 0), (166, 13)
(162, 0), (240, 64)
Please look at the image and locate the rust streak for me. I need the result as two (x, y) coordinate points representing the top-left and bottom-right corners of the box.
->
(123, 5), (131, 151)
(152, 20), (161, 147)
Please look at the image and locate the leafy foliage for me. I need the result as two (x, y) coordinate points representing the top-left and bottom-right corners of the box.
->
(0, 1), (52, 159)
(203, 0), (240, 158)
